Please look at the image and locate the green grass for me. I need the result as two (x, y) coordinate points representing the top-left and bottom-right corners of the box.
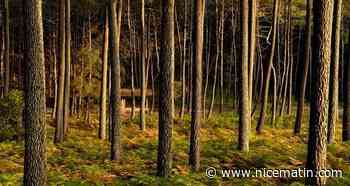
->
(0, 108), (349, 185)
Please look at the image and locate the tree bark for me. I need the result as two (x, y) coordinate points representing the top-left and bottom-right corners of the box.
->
(54, 0), (66, 143)
(189, 0), (205, 171)
(140, 0), (146, 130)
(248, 0), (257, 111)
(328, 0), (342, 144)
(238, 0), (251, 151)
(23, 0), (47, 184)
(157, 0), (175, 177)
(109, 0), (123, 161)
(63, 0), (71, 134)
(306, 0), (333, 185)
(100, 7), (109, 140)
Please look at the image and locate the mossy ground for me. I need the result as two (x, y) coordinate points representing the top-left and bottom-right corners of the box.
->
(0, 107), (349, 185)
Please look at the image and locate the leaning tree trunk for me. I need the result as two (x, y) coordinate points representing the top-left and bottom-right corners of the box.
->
(294, 0), (312, 135)
(328, 0), (342, 144)
(63, 0), (71, 134)
(306, 0), (333, 185)
(256, 0), (279, 134)
(99, 7), (109, 140)
(342, 28), (350, 142)
(157, 0), (175, 177)
(109, 0), (123, 161)
(23, 0), (47, 185)
(54, 0), (66, 143)
(238, 0), (251, 151)
(189, 0), (205, 172)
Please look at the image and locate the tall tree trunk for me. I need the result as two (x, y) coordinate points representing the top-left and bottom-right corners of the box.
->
(23, 0), (47, 184)
(180, 0), (188, 119)
(63, 0), (71, 134)
(219, 0), (224, 113)
(54, 0), (66, 143)
(294, 0), (312, 134)
(306, 0), (333, 185)
(328, 0), (342, 144)
(189, 0), (205, 171)
(109, 0), (123, 161)
(52, 35), (58, 119)
(127, 0), (136, 119)
(140, 0), (146, 130)
(238, 0), (251, 152)
(157, 0), (174, 177)
(248, 0), (257, 111)
(256, 0), (279, 134)
(342, 28), (350, 142)
(287, 0), (293, 115)
(207, 1), (221, 118)
(100, 8), (109, 140)
(4, 0), (9, 95)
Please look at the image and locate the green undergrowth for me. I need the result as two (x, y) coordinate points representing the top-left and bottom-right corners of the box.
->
(0, 109), (349, 186)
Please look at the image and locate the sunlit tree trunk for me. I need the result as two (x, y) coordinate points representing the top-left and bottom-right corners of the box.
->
(140, 0), (146, 130)
(189, 0), (205, 171)
(99, 7), (109, 140)
(54, 0), (66, 143)
(248, 0), (257, 111)
(23, 0), (47, 184)
(328, 0), (342, 144)
(238, 0), (250, 151)
(306, 0), (333, 185)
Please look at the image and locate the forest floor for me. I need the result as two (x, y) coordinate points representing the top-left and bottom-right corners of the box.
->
(0, 107), (350, 186)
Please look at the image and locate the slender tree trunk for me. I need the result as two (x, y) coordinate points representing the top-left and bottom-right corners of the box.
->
(328, 0), (342, 144)
(342, 28), (350, 142)
(100, 8), (109, 140)
(23, 0), (47, 184)
(207, 1), (220, 118)
(248, 0), (257, 111)
(271, 65), (277, 126)
(256, 0), (279, 134)
(180, 1), (188, 119)
(203, 18), (211, 120)
(306, 0), (333, 185)
(109, 0), (123, 161)
(140, 0), (146, 130)
(295, 0), (312, 134)
(127, 0), (136, 119)
(63, 0), (71, 134)
(4, 0), (10, 95)
(54, 0), (66, 143)
(287, 1), (293, 115)
(238, 0), (251, 152)
(189, 0), (205, 171)
(219, 0), (224, 113)
(157, 0), (174, 177)
(52, 35), (58, 119)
